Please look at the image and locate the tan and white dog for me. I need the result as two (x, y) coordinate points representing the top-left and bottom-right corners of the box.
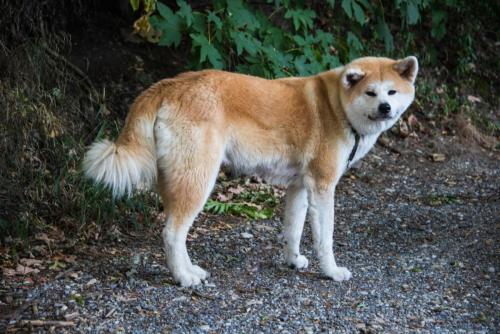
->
(83, 56), (418, 287)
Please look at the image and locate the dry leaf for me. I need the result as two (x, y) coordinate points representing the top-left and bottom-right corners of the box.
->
(35, 233), (54, 245)
(407, 114), (420, 128)
(398, 119), (410, 138)
(15, 264), (40, 275)
(430, 153), (446, 162)
(3, 268), (17, 276)
(215, 193), (232, 202)
(20, 258), (44, 268)
(228, 185), (245, 195)
(467, 95), (482, 103)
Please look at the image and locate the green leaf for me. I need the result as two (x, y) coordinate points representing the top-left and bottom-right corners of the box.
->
(327, 0), (336, 8)
(177, 0), (193, 27)
(406, 0), (420, 25)
(190, 33), (224, 69)
(431, 9), (447, 40)
(130, 0), (140, 11)
(154, 3), (182, 47)
(347, 31), (363, 59)
(284, 9), (316, 32)
(375, 19), (394, 53)
(191, 12), (207, 34)
(347, 31), (363, 51)
(231, 31), (261, 56)
(352, 1), (366, 25)
(341, 0), (353, 18)
(157, 2), (174, 20)
(263, 27), (285, 50)
(207, 11), (223, 30)
(227, 0), (260, 31)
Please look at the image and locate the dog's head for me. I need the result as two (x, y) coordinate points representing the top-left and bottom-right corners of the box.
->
(339, 56), (418, 135)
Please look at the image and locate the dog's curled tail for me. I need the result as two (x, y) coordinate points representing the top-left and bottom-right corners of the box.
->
(83, 83), (165, 197)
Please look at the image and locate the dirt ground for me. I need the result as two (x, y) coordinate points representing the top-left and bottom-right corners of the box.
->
(1, 17), (499, 333)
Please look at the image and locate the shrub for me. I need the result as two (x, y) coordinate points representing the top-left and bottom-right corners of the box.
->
(129, 0), (494, 77)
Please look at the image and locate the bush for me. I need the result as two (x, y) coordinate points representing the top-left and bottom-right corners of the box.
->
(130, 0), (499, 78)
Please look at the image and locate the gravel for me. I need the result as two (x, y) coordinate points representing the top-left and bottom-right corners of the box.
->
(2, 135), (498, 333)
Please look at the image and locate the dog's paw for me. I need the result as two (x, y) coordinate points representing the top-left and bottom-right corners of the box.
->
(323, 266), (352, 281)
(175, 271), (202, 287)
(286, 254), (309, 269)
(189, 264), (209, 280)
(174, 265), (209, 287)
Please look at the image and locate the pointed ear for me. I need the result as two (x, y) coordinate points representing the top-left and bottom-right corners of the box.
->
(394, 56), (419, 83)
(342, 68), (366, 88)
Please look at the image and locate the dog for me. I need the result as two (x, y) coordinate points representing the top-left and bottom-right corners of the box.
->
(83, 56), (418, 287)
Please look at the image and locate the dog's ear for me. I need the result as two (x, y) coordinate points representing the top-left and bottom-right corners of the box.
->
(394, 56), (419, 83)
(342, 68), (365, 88)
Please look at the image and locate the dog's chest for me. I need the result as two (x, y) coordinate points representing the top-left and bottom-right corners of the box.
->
(347, 133), (379, 166)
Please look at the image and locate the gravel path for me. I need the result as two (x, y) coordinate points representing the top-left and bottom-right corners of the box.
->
(2, 135), (498, 333)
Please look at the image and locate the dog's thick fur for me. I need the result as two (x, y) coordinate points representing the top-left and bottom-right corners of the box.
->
(83, 56), (418, 287)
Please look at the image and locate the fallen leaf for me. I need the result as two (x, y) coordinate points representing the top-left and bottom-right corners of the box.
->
(467, 95), (482, 103)
(49, 260), (66, 271)
(228, 185), (245, 195)
(35, 233), (55, 245)
(429, 153), (446, 162)
(398, 119), (410, 138)
(215, 193), (232, 202)
(63, 255), (77, 263)
(3, 268), (17, 276)
(407, 114), (420, 129)
(20, 258), (44, 268)
(15, 264), (40, 275)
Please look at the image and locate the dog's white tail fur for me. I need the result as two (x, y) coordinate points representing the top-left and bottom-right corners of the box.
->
(83, 83), (164, 197)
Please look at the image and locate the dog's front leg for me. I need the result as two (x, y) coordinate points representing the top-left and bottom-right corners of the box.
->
(307, 185), (352, 281)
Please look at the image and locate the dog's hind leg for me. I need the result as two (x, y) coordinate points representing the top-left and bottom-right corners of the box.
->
(283, 181), (309, 269)
(155, 121), (223, 287)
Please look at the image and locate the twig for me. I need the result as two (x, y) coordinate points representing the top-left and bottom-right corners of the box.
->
(54, 267), (76, 280)
(20, 320), (75, 327)
(189, 290), (215, 300)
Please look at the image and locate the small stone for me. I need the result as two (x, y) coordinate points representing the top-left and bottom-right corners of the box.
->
(86, 278), (98, 287)
(304, 326), (314, 334)
(64, 311), (79, 321)
(429, 153), (446, 162)
(241, 232), (253, 239)
(199, 324), (210, 331)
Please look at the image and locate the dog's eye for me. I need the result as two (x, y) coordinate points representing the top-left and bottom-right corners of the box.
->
(365, 91), (376, 97)
(388, 90), (397, 95)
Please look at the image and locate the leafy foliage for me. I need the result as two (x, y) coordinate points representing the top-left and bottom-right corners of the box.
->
(130, 0), (475, 77)
(204, 186), (278, 220)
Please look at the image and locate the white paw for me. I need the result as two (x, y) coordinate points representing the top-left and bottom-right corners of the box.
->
(189, 264), (209, 280)
(324, 266), (352, 281)
(174, 264), (209, 287)
(175, 270), (202, 287)
(286, 254), (309, 269)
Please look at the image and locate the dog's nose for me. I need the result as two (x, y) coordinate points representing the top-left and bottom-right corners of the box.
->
(378, 103), (391, 114)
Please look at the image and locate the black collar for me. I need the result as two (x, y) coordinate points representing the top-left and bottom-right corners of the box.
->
(347, 126), (360, 168)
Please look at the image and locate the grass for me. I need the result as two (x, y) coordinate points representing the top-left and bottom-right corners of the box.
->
(0, 37), (160, 242)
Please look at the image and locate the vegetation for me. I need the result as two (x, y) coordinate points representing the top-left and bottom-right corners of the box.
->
(0, 0), (498, 242)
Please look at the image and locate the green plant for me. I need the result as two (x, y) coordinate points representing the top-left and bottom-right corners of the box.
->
(204, 185), (278, 220)
(204, 200), (274, 220)
(130, 0), (471, 77)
